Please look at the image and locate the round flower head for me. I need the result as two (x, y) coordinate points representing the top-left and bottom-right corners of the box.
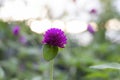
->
(87, 24), (95, 34)
(42, 28), (67, 48)
(12, 25), (20, 36)
(90, 9), (97, 14)
(19, 36), (27, 45)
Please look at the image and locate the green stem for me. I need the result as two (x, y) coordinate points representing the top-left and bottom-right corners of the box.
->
(50, 60), (54, 80)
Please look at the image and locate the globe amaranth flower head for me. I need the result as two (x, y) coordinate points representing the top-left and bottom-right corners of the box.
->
(90, 9), (97, 14)
(87, 24), (95, 34)
(42, 28), (67, 48)
(19, 36), (27, 45)
(12, 25), (20, 36)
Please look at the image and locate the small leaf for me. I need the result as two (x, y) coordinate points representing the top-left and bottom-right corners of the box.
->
(90, 63), (120, 70)
(43, 44), (58, 61)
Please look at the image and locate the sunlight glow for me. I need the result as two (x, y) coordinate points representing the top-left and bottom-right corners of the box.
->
(51, 20), (65, 31)
(105, 19), (120, 31)
(0, 0), (47, 21)
(30, 19), (52, 34)
(66, 20), (87, 34)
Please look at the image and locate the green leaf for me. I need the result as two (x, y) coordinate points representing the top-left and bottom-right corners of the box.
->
(43, 44), (58, 61)
(90, 63), (120, 70)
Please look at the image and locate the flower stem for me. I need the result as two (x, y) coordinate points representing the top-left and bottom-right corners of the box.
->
(50, 60), (54, 80)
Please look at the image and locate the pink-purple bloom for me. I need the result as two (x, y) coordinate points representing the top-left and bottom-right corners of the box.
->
(87, 24), (95, 34)
(12, 25), (20, 36)
(42, 28), (67, 48)
(19, 36), (27, 45)
(90, 9), (97, 14)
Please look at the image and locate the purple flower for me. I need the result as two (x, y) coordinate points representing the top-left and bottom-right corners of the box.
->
(42, 28), (67, 48)
(90, 9), (97, 14)
(87, 24), (95, 34)
(19, 36), (27, 45)
(12, 25), (20, 36)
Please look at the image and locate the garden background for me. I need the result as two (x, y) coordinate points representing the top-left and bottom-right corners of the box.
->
(0, 0), (120, 80)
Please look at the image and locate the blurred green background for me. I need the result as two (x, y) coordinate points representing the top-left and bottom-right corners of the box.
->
(0, 0), (120, 80)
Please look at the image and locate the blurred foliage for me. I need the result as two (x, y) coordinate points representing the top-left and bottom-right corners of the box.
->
(0, 0), (120, 80)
